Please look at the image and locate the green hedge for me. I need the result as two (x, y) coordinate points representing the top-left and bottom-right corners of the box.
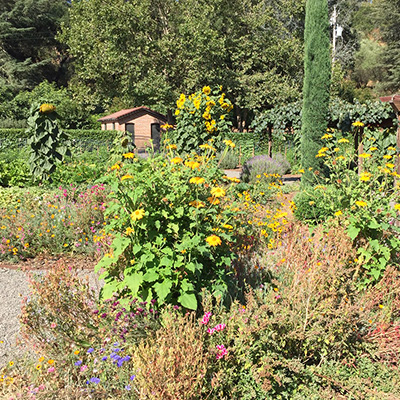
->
(0, 129), (120, 152)
(0, 128), (120, 141)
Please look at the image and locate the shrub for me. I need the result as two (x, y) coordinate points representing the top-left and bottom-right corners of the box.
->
(0, 184), (108, 261)
(96, 144), (242, 310)
(14, 261), (160, 399)
(295, 129), (400, 284)
(131, 308), (207, 399)
(241, 153), (290, 183)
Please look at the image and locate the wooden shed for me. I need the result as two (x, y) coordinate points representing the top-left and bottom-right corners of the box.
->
(98, 106), (167, 151)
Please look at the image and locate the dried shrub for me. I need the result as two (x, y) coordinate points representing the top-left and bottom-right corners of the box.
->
(131, 308), (207, 400)
(360, 266), (400, 365)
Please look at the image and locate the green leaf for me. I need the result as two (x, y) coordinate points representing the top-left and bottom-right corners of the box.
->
(123, 272), (144, 295)
(154, 280), (173, 304)
(347, 225), (360, 240)
(143, 269), (159, 282)
(100, 281), (119, 300)
(178, 292), (197, 310)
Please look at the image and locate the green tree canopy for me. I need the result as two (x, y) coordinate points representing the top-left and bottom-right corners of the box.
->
(61, 0), (305, 126)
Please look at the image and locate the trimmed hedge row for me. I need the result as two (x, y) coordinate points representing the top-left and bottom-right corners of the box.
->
(0, 128), (120, 141)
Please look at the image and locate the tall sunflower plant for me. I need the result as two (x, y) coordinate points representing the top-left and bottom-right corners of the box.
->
(297, 127), (400, 285)
(95, 142), (243, 311)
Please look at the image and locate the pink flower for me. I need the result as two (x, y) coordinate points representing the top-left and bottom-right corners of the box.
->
(200, 312), (212, 325)
(47, 366), (55, 373)
(214, 323), (226, 332)
(50, 322), (57, 328)
(207, 327), (215, 335)
(216, 344), (227, 360)
(80, 365), (88, 372)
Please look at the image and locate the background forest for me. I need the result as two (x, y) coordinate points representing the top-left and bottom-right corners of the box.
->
(0, 0), (399, 131)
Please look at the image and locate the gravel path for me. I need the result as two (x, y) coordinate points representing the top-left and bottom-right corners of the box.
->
(0, 257), (101, 368)
(0, 267), (30, 366)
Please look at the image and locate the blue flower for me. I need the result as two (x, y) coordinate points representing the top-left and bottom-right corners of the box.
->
(87, 348), (94, 354)
(101, 356), (108, 361)
(74, 360), (82, 366)
(125, 385), (131, 391)
(90, 377), (100, 384)
(130, 375), (136, 381)
(113, 342), (119, 347)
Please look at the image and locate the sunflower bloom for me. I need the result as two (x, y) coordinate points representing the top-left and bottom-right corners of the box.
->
(355, 201), (367, 207)
(111, 164), (121, 171)
(352, 121), (364, 127)
(202, 86), (211, 95)
(39, 103), (56, 114)
(394, 204), (400, 211)
(207, 196), (220, 205)
(359, 172), (372, 182)
(338, 138), (349, 144)
(189, 177), (205, 185)
(359, 153), (372, 159)
(189, 200), (205, 208)
(131, 209), (145, 221)
(185, 161), (201, 169)
(123, 153), (135, 159)
(206, 235), (222, 247)
(210, 187), (226, 198)
(171, 157), (183, 164)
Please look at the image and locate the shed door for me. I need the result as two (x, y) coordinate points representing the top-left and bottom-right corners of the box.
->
(126, 123), (135, 143)
(151, 123), (160, 151)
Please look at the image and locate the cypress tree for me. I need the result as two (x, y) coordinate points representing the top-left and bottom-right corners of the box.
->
(301, 0), (331, 184)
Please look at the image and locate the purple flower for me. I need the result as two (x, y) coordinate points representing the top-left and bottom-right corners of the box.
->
(130, 375), (136, 381)
(90, 377), (100, 384)
(101, 356), (108, 361)
(74, 360), (82, 366)
(125, 385), (131, 391)
(100, 313), (107, 318)
(87, 348), (94, 354)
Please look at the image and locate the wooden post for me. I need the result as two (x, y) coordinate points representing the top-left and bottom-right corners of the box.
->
(268, 126), (272, 158)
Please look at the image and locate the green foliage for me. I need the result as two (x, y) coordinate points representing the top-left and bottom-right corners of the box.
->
(294, 129), (400, 284)
(7, 81), (99, 129)
(0, 159), (32, 187)
(0, 0), (69, 94)
(96, 146), (241, 310)
(301, 0), (331, 183)
(169, 87), (233, 154)
(60, 0), (304, 122)
(26, 103), (71, 183)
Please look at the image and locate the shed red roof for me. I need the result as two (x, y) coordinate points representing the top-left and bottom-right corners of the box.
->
(98, 106), (167, 122)
(380, 94), (400, 113)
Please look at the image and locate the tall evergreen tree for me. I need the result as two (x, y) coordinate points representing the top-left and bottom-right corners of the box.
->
(0, 0), (69, 93)
(301, 0), (331, 184)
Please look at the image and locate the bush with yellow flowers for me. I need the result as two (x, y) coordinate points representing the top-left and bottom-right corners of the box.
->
(294, 127), (400, 284)
(96, 143), (243, 310)
(169, 86), (233, 154)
